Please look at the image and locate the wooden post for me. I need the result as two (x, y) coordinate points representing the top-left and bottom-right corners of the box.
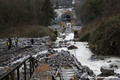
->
(5, 76), (9, 80)
(30, 58), (32, 77)
(24, 62), (26, 80)
(17, 68), (19, 80)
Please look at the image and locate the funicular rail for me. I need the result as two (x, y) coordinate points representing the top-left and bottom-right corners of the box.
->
(0, 55), (39, 80)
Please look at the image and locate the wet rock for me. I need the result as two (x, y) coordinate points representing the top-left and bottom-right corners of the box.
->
(58, 41), (70, 47)
(117, 74), (120, 78)
(52, 44), (59, 48)
(110, 64), (118, 69)
(82, 66), (94, 76)
(107, 60), (112, 63)
(68, 45), (78, 50)
(76, 70), (83, 78)
(80, 72), (89, 80)
(90, 55), (104, 61)
(100, 66), (114, 76)
(48, 51), (74, 68)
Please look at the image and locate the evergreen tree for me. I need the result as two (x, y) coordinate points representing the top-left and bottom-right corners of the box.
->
(41, 0), (55, 26)
(56, 0), (59, 8)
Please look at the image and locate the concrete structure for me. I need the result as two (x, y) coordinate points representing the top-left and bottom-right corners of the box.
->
(65, 23), (72, 35)
(61, 11), (75, 23)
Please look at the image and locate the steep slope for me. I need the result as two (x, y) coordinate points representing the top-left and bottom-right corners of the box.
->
(76, 0), (120, 56)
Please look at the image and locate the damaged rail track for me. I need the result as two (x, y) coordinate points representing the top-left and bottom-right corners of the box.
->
(47, 50), (95, 80)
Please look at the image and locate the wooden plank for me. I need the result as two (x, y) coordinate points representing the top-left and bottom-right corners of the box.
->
(48, 54), (54, 57)
(30, 64), (52, 80)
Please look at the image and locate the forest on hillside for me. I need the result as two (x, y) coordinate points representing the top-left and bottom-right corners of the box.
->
(75, 0), (120, 56)
(0, 0), (56, 39)
(0, 0), (54, 27)
(55, 0), (73, 8)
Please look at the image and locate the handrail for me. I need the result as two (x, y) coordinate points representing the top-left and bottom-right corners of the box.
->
(0, 55), (39, 80)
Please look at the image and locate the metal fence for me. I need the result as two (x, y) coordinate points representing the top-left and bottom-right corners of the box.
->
(0, 56), (39, 80)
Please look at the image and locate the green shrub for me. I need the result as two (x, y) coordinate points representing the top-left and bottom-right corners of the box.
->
(77, 0), (120, 56)
(20, 26), (56, 41)
(89, 15), (120, 56)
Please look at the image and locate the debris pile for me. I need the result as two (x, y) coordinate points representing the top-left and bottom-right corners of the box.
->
(47, 50), (95, 80)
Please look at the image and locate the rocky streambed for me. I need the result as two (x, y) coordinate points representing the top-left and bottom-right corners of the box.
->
(0, 32), (120, 80)
(0, 36), (51, 76)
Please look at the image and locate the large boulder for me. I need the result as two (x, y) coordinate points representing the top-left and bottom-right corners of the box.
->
(80, 72), (89, 80)
(90, 55), (104, 61)
(68, 45), (78, 50)
(82, 66), (94, 76)
(100, 66), (114, 76)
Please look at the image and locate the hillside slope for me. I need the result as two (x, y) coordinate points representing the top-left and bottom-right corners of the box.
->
(0, 0), (56, 41)
(0, 25), (56, 41)
(76, 0), (120, 56)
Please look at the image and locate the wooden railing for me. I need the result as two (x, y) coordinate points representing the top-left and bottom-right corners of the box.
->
(0, 55), (39, 80)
